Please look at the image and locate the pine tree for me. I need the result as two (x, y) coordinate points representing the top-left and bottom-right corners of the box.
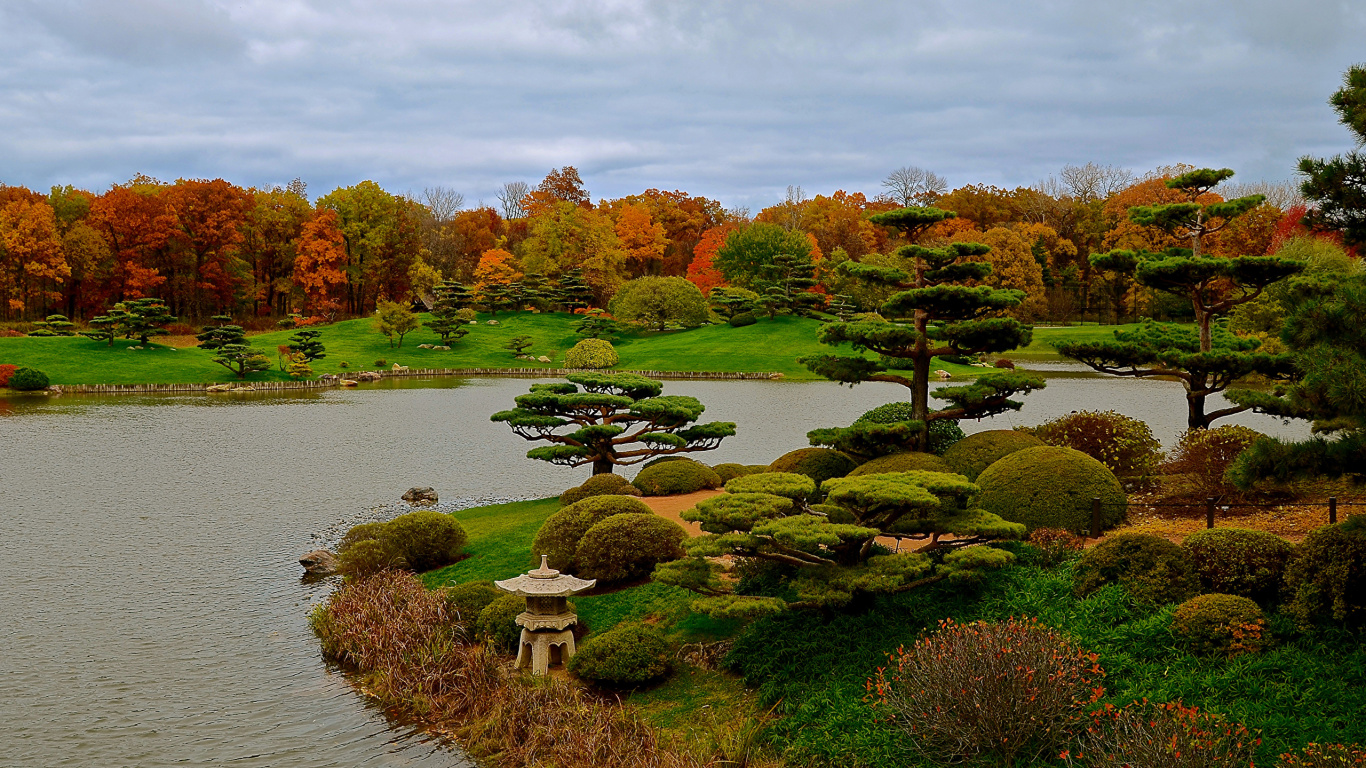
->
(555, 268), (594, 312)
(287, 329), (326, 361)
(28, 315), (76, 336)
(504, 335), (533, 357)
(758, 250), (824, 316)
(1299, 65), (1366, 246)
(574, 309), (621, 339)
(424, 279), (474, 345)
(118, 298), (176, 346)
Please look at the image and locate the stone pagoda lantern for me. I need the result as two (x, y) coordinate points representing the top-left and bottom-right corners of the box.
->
(494, 555), (596, 675)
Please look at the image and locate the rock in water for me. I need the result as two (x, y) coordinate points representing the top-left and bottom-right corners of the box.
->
(402, 487), (438, 506)
(299, 549), (339, 576)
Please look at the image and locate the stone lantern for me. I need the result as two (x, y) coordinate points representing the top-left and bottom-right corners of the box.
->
(494, 555), (596, 675)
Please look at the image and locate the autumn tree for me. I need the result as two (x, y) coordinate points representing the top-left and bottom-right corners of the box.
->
(491, 371), (736, 475)
(713, 223), (813, 289)
(614, 202), (668, 277)
(165, 178), (251, 318)
(473, 248), (521, 315)
(609, 277), (709, 331)
(497, 181), (529, 219)
(374, 300), (419, 348)
(0, 194), (69, 319)
(317, 181), (420, 314)
(87, 182), (172, 306)
(520, 202), (627, 302)
(685, 224), (737, 295)
(609, 189), (726, 275)
(952, 227), (1047, 320)
(1300, 64), (1366, 247)
(522, 167), (590, 217)
(240, 187), (311, 315)
(292, 210), (349, 317)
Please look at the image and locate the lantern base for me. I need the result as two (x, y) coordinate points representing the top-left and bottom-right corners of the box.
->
(515, 628), (576, 676)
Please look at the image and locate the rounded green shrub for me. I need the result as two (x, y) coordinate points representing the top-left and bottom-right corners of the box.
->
(1173, 593), (1268, 656)
(8, 367), (49, 391)
(728, 311), (757, 327)
(383, 510), (469, 572)
(1075, 533), (1198, 606)
(531, 495), (654, 572)
(564, 338), (619, 369)
(575, 513), (687, 584)
(1284, 516), (1366, 627)
(641, 455), (695, 469)
(559, 473), (642, 506)
(848, 451), (953, 477)
(941, 429), (1044, 480)
(476, 594), (526, 653)
(854, 403), (965, 455)
(632, 460), (723, 496)
(444, 581), (502, 625)
(337, 538), (406, 579)
(455, 307), (478, 323)
(1027, 410), (1162, 480)
(713, 463), (768, 482)
(1182, 528), (1294, 604)
(768, 447), (857, 486)
(568, 622), (672, 686)
(976, 446), (1126, 533)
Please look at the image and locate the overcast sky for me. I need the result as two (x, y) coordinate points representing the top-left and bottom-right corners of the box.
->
(1, 0), (1363, 210)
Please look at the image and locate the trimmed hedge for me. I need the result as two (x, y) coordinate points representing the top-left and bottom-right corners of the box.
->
(564, 338), (619, 369)
(1173, 593), (1268, 656)
(713, 463), (768, 482)
(1026, 410), (1161, 479)
(976, 446), (1126, 533)
(847, 451), (953, 477)
(8, 367), (49, 391)
(641, 455), (695, 469)
(1181, 528), (1294, 604)
(569, 622), (672, 687)
(941, 429), (1044, 480)
(336, 510), (468, 577)
(768, 447), (857, 487)
(575, 513), (687, 584)
(728, 311), (757, 327)
(444, 581), (502, 625)
(476, 594), (526, 653)
(854, 403), (965, 455)
(559, 473), (642, 506)
(530, 495), (654, 572)
(632, 460), (723, 496)
(1284, 517), (1366, 627)
(1075, 533), (1198, 606)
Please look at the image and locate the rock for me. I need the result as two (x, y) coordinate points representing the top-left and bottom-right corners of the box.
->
(356, 371), (383, 382)
(299, 549), (339, 576)
(418, 344), (433, 349)
(205, 384), (233, 393)
(391, 363), (410, 372)
(436, 345), (450, 351)
(935, 369), (951, 379)
(537, 355), (551, 363)
(402, 487), (438, 506)
(486, 319), (500, 325)
(468, 321), (478, 325)
(318, 374), (341, 385)
(230, 385), (255, 392)
(46, 385), (63, 394)
(340, 379), (358, 387)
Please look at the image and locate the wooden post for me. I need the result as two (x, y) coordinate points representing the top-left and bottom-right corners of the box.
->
(1090, 497), (1102, 539)
(1330, 496), (1338, 525)
(1206, 497), (1215, 529)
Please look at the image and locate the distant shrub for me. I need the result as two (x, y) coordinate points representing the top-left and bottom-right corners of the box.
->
(1182, 527), (1294, 604)
(1173, 593), (1268, 656)
(569, 623), (672, 687)
(338, 361), (349, 368)
(336, 511), (468, 577)
(852, 403), (965, 455)
(476, 594), (527, 653)
(559, 473), (642, 506)
(576, 513), (687, 584)
(1027, 410), (1162, 480)
(564, 338), (619, 369)
(940, 354), (976, 365)
(1284, 516), (1366, 627)
(713, 463), (768, 482)
(847, 451), (953, 477)
(1075, 533), (1198, 606)
(531, 495), (653, 572)
(941, 429), (1044, 480)
(374, 359), (387, 367)
(1065, 700), (1259, 768)
(443, 581), (502, 625)
(8, 367), (50, 391)
(872, 617), (1105, 766)
(728, 311), (757, 327)
(632, 460), (722, 496)
(1164, 425), (1265, 499)
(768, 448), (857, 488)
(1028, 527), (1085, 567)
(993, 358), (1015, 369)
(0, 364), (17, 387)
(976, 446), (1126, 533)
(455, 308), (477, 323)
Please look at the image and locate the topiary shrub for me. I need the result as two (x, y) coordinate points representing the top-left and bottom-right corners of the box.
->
(443, 581), (502, 625)
(847, 451), (953, 477)
(941, 429), (1044, 480)
(1026, 410), (1161, 481)
(382, 510), (469, 572)
(1284, 516), (1366, 627)
(8, 367), (50, 391)
(641, 455), (695, 469)
(713, 463), (768, 482)
(559, 473), (642, 506)
(531, 495), (654, 572)
(728, 311), (757, 327)
(455, 307), (477, 323)
(564, 338), (619, 369)
(1074, 533), (1198, 606)
(337, 538), (406, 579)
(1172, 593), (1268, 656)
(1164, 425), (1265, 499)
(1182, 527), (1294, 604)
(852, 403), (965, 455)
(976, 446), (1126, 533)
(476, 594), (527, 653)
(632, 460), (723, 496)
(575, 513), (687, 584)
(768, 447), (857, 488)
(569, 622), (672, 687)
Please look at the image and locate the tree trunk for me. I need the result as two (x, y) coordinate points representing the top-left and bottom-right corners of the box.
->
(910, 308), (932, 452)
(1186, 389), (1208, 430)
(592, 457), (615, 475)
(1195, 302), (1212, 353)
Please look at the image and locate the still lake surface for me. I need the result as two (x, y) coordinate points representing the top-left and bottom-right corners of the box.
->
(0, 371), (1308, 767)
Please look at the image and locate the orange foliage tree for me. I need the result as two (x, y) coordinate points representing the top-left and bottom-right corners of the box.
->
(613, 202), (667, 277)
(292, 210), (349, 316)
(0, 195), (69, 319)
(685, 224), (739, 296)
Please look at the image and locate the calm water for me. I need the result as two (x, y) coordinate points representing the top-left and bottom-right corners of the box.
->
(0, 371), (1308, 767)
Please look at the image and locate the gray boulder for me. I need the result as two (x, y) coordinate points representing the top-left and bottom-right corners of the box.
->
(299, 550), (339, 576)
(402, 487), (438, 506)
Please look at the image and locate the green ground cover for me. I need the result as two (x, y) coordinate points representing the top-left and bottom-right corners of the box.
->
(1010, 323), (1149, 359)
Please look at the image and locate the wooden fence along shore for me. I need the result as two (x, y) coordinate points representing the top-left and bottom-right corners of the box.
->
(51, 368), (784, 395)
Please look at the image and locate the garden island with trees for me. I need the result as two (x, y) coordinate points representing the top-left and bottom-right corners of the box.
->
(7, 65), (1366, 768)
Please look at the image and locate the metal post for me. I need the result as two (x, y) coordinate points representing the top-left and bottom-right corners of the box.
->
(1330, 496), (1338, 525)
(1091, 497), (1102, 539)
(1206, 497), (1215, 529)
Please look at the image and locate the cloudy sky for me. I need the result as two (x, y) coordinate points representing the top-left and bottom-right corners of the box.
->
(1, 0), (1362, 209)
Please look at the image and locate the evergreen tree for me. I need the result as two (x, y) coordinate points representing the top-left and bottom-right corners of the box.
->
(491, 371), (736, 475)
(1299, 65), (1366, 246)
(758, 250), (824, 316)
(28, 315), (76, 336)
(424, 279), (474, 344)
(504, 335), (533, 357)
(801, 207), (1044, 450)
(212, 343), (273, 379)
(196, 322), (246, 351)
(82, 312), (124, 346)
(287, 329), (326, 362)
(519, 273), (550, 311)
(481, 282), (515, 316)
(119, 298), (176, 345)
(574, 309), (621, 339)
(1056, 169), (1306, 429)
(708, 287), (760, 319)
(555, 268), (595, 312)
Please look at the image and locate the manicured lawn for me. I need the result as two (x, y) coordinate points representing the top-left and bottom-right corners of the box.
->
(1011, 323), (1153, 359)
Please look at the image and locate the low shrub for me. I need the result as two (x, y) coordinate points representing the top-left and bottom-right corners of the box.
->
(569, 622), (672, 687)
(641, 455), (694, 469)
(871, 616), (1105, 766)
(0, 364), (17, 387)
(993, 357), (1015, 369)
(374, 359), (387, 367)
(337, 538), (407, 578)
(1277, 743), (1366, 767)
(728, 311), (757, 327)
(477, 594), (527, 653)
(1028, 527), (1085, 567)
(976, 446), (1127, 533)
(632, 460), (722, 496)
(336, 511), (468, 577)
(1172, 593), (1268, 656)
(847, 451), (953, 476)
(1164, 425), (1265, 499)
(941, 429), (1044, 480)
(455, 307), (477, 322)
(444, 581), (503, 625)
(559, 473), (642, 506)
(940, 353), (976, 365)
(1284, 516), (1366, 627)
(564, 338), (619, 369)
(767, 447), (857, 488)
(1064, 700), (1260, 768)
(531, 495), (654, 572)
(8, 367), (50, 391)
(1182, 527), (1294, 604)
(1074, 533), (1198, 606)
(713, 463), (768, 482)
(1027, 410), (1162, 480)
(575, 513), (687, 584)
(339, 361), (349, 368)
(852, 403), (965, 455)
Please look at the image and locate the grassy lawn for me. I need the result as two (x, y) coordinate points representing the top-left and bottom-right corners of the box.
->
(1011, 323), (1152, 359)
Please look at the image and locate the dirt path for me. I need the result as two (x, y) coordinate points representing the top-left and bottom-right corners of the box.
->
(641, 489), (724, 536)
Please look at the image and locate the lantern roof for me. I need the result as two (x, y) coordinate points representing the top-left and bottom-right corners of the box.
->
(495, 555), (596, 597)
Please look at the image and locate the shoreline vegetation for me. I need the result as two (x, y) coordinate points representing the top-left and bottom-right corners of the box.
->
(0, 313), (1148, 389)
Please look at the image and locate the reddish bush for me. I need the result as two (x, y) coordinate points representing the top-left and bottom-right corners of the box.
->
(1278, 743), (1366, 768)
(1064, 699), (1260, 768)
(295, 315), (327, 327)
(0, 329), (24, 338)
(1030, 527), (1086, 566)
(994, 357), (1016, 368)
(0, 364), (17, 387)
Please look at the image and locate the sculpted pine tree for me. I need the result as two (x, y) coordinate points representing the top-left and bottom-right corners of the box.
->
(1299, 65), (1366, 247)
(424, 279), (474, 345)
(287, 329), (326, 362)
(802, 206), (1044, 451)
(492, 372), (736, 475)
(654, 471), (1022, 619)
(1056, 169), (1306, 429)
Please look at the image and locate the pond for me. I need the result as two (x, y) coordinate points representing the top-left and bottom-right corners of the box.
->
(0, 371), (1307, 766)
